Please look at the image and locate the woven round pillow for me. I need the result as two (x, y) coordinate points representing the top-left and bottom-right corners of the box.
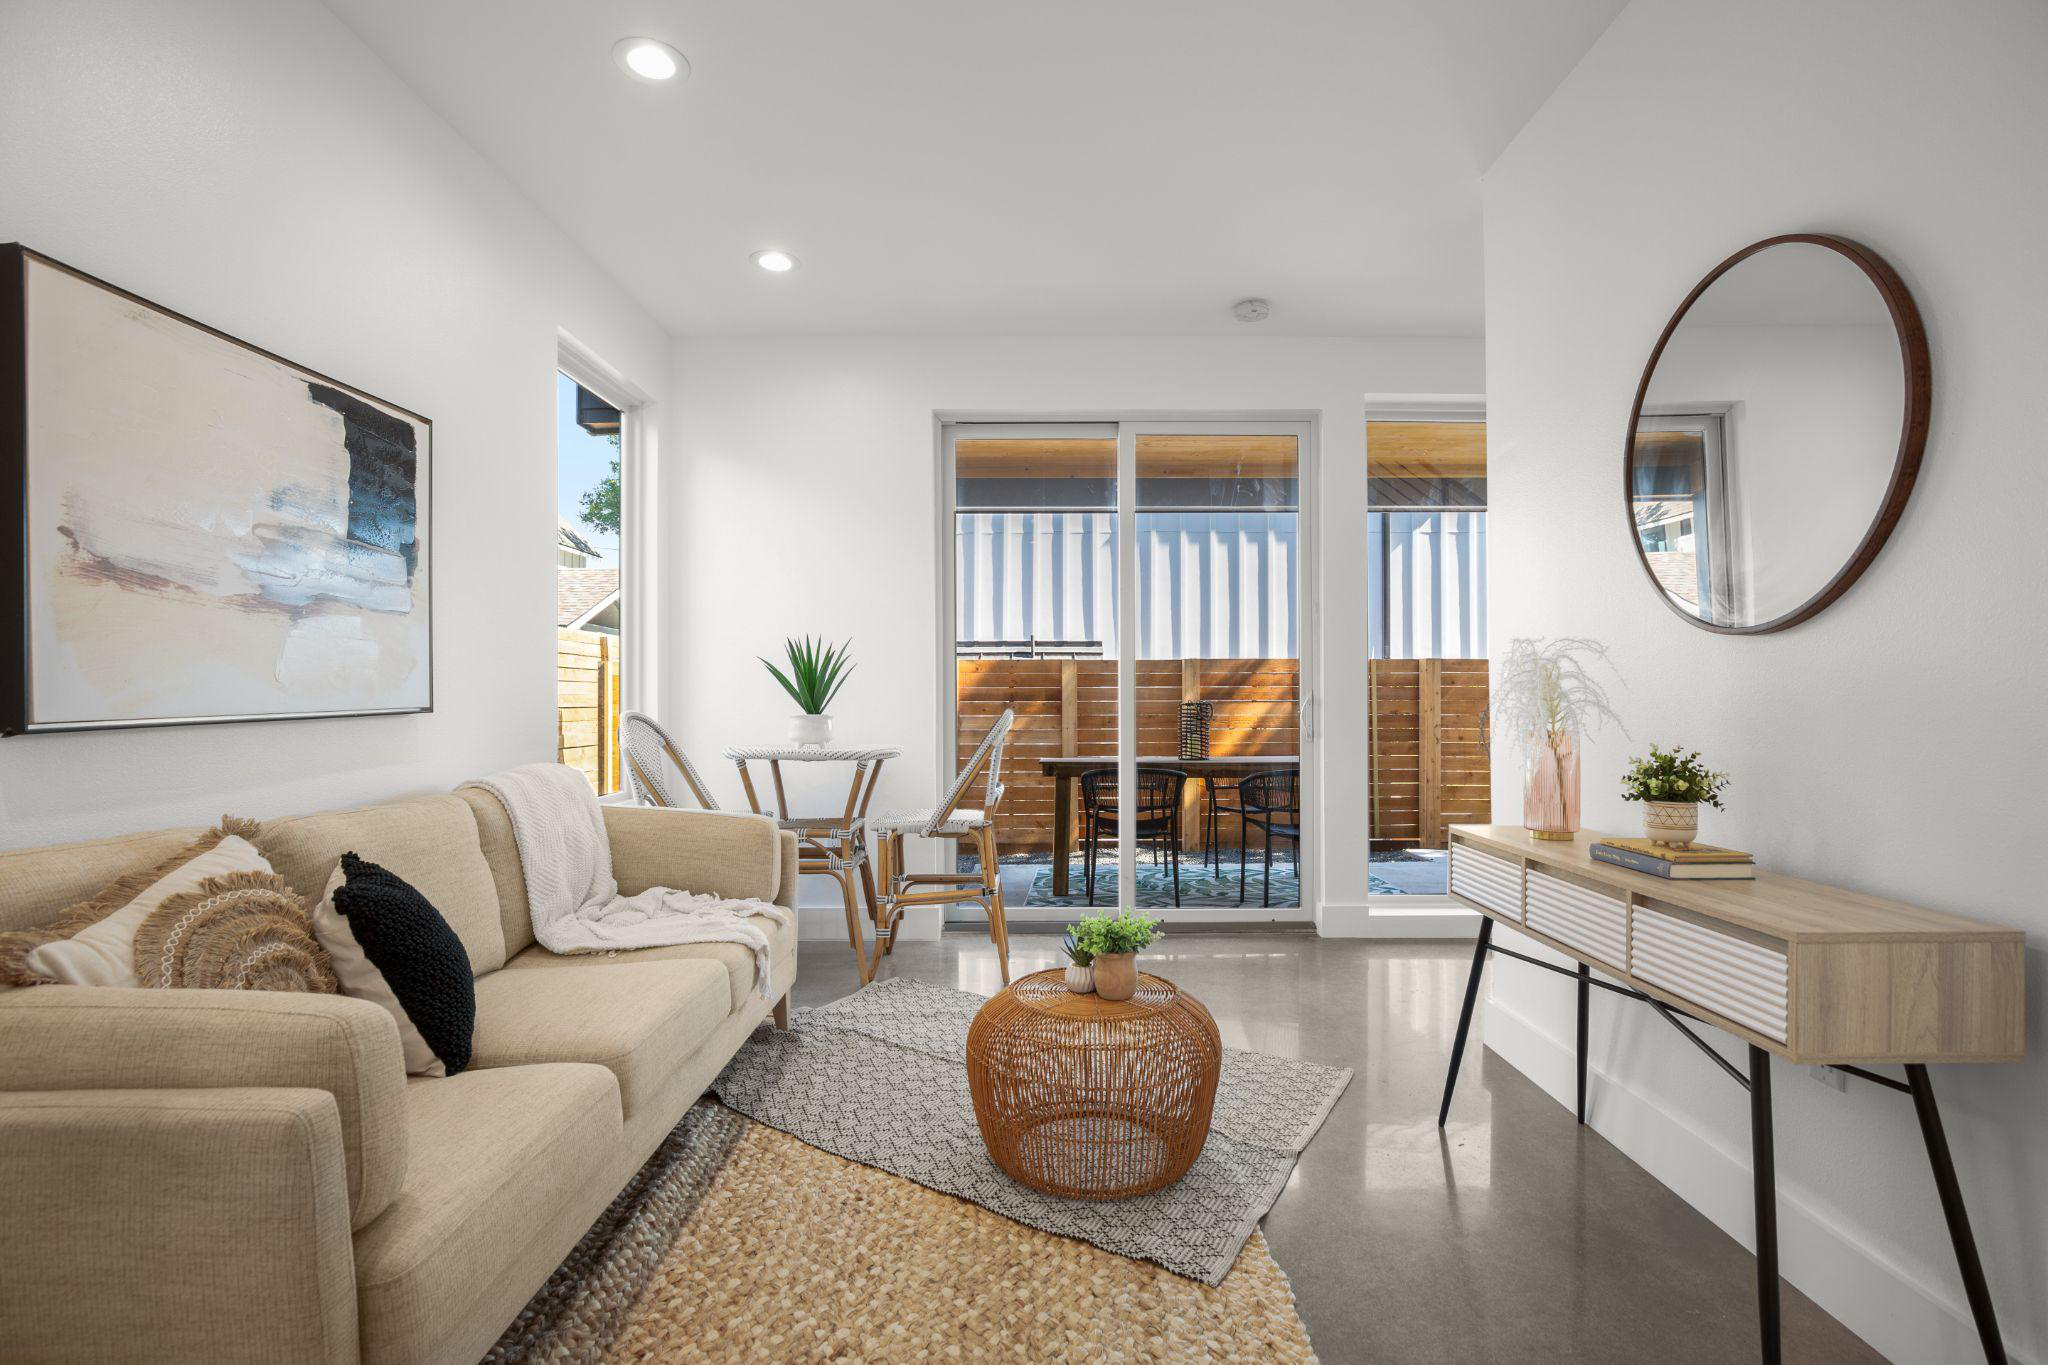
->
(134, 871), (339, 993)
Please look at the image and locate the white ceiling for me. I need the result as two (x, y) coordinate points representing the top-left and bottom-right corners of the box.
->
(324, 0), (1622, 337)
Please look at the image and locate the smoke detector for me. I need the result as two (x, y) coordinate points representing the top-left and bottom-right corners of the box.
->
(1232, 298), (1271, 323)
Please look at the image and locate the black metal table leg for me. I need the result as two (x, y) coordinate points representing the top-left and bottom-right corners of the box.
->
(1906, 1065), (2007, 1363)
(1576, 962), (1591, 1124)
(1750, 1045), (1781, 1365)
(1437, 915), (1494, 1127)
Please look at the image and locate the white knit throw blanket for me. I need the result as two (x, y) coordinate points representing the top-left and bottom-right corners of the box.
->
(462, 764), (789, 1000)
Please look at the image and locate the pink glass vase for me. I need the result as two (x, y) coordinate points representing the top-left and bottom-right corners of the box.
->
(1523, 730), (1581, 841)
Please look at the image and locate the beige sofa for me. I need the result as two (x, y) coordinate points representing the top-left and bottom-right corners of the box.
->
(0, 790), (798, 1365)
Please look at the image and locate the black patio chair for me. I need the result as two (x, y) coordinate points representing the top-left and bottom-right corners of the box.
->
(1078, 767), (1188, 907)
(1238, 768), (1301, 907)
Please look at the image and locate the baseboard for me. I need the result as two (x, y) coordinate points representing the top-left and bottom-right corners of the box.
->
(1481, 994), (2037, 1365)
(1317, 899), (1482, 939)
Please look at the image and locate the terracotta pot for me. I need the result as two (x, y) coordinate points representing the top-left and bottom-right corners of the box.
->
(789, 713), (833, 747)
(1064, 963), (1095, 994)
(1093, 952), (1137, 1001)
(1523, 729), (1582, 841)
(1643, 800), (1700, 848)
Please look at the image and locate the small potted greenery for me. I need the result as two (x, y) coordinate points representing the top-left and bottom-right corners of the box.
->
(1060, 929), (1094, 994)
(760, 636), (854, 747)
(1068, 908), (1163, 1001)
(1620, 744), (1728, 848)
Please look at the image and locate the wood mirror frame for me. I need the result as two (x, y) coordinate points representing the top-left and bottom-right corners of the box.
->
(1623, 233), (1931, 635)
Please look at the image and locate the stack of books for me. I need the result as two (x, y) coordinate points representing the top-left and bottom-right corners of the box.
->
(1590, 837), (1755, 880)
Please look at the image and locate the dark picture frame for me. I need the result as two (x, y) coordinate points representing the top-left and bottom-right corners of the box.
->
(1, 244), (434, 735)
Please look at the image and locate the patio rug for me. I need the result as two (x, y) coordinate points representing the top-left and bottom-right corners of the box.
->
(1024, 859), (1403, 906)
(487, 1100), (1318, 1362)
(709, 976), (1351, 1286)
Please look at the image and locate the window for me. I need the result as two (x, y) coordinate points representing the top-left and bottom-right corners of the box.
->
(556, 371), (625, 793)
(1365, 419), (1489, 897)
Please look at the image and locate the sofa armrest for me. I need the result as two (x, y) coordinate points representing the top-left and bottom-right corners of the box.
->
(0, 1087), (357, 1364)
(776, 828), (799, 913)
(0, 987), (406, 1228)
(603, 805), (785, 903)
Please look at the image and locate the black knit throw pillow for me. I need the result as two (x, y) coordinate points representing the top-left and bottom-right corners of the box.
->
(333, 852), (475, 1076)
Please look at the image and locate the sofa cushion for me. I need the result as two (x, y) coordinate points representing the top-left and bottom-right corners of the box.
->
(353, 1063), (620, 1365)
(455, 786), (535, 959)
(501, 907), (797, 1015)
(0, 826), (208, 935)
(466, 961), (728, 1120)
(251, 795), (508, 974)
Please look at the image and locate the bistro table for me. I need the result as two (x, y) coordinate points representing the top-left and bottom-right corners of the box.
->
(1038, 755), (1299, 897)
(725, 743), (899, 984)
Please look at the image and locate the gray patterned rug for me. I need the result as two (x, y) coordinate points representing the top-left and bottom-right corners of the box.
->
(713, 976), (1351, 1285)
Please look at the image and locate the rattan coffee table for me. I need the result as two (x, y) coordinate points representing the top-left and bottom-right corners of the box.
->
(965, 969), (1222, 1200)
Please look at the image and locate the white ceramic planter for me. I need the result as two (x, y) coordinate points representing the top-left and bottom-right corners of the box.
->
(1643, 800), (1700, 848)
(789, 713), (833, 747)
(1064, 963), (1095, 994)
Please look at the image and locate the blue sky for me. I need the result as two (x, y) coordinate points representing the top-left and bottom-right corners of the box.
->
(556, 370), (621, 562)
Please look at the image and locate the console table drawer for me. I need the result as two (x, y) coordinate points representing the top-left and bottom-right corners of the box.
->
(1525, 869), (1627, 968)
(1450, 842), (1524, 920)
(1631, 905), (1789, 1042)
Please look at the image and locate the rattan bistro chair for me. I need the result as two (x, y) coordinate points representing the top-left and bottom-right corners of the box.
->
(621, 711), (720, 809)
(1078, 767), (1188, 908)
(1238, 768), (1300, 908)
(867, 709), (1016, 982)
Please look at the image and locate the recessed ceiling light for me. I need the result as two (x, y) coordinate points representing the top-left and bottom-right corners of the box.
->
(751, 250), (799, 273)
(612, 37), (686, 83)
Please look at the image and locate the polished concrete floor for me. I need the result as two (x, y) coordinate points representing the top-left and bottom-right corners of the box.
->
(789, 930), (1885, 1364)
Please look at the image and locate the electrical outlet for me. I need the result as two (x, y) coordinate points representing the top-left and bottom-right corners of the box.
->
(1808, 1064), (1847, 1092)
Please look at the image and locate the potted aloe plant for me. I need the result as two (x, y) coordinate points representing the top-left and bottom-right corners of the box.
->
(1620, 744), (1728, 848)
(1069, 908), (1163, 1001)
(760, 636), (855, 747)
(1060, 928), (1095, 993)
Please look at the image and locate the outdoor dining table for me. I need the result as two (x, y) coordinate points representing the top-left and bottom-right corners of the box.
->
(725, 743), (900, 983)
(1037, 755), (1300, 897)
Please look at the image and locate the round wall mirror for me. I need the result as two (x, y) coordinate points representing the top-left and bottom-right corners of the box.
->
(1625, 234), (1929, 633)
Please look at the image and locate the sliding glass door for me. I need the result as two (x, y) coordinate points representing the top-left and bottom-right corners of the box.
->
(945, 419), (1311, 923)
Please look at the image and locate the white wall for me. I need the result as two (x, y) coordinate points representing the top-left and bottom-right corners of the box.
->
(665, 336), (1481, 925)
(0, 0), (670, 848)
(1483, 1), (2048, 1361)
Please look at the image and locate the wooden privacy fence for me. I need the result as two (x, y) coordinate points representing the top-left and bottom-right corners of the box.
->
(955, 656), (1488, 855)
(558, 630), (622, 794)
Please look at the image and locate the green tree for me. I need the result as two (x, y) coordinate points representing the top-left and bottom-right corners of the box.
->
(578, 433), (621, 537)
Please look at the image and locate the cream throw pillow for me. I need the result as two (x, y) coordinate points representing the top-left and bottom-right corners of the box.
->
(25, 836), (274, 987)
(311, 864), (446, 1077)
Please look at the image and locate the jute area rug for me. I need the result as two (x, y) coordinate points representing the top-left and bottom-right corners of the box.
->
(486, 1102), (1318, 1363)
(712, 977), (1352, 1285)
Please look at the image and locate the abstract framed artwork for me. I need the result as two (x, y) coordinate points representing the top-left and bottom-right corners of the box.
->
(1, 245), (432, 735)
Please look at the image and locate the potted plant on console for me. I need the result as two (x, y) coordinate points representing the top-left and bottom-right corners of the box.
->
(761, 636), (855, 747)
(1071, 908), (1163, 1001)
(1620, 744), (1728, 848)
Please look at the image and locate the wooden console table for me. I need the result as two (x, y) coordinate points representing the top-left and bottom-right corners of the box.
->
(1438, 825), (2024, 1364)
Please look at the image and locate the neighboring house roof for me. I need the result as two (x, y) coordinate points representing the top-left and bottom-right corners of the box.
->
(558, 567), (620, 629)
(558, 521), (601, 561)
